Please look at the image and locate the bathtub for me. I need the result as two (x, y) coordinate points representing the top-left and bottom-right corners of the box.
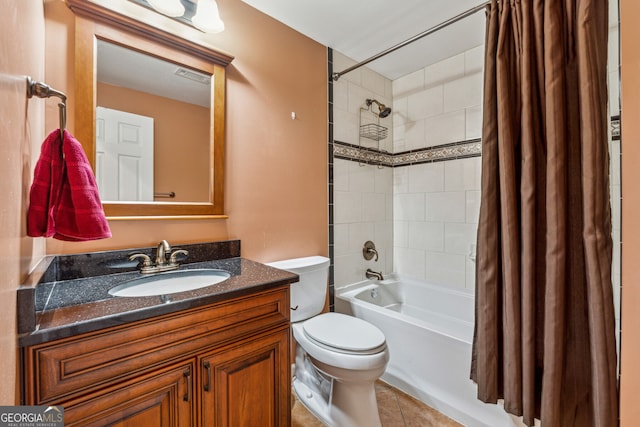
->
(335, 275), (521, 427)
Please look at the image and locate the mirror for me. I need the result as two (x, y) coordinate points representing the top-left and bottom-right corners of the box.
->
(70, 1), (233, 218)
(96, 39), (211, 203)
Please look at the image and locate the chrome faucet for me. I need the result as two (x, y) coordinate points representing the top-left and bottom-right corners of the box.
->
(129, 240), (189, 274)
(365, 269), (384, 280)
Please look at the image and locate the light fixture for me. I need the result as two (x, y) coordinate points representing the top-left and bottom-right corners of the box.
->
(146, 0), (185, 17)
(192, 0), (225, 33)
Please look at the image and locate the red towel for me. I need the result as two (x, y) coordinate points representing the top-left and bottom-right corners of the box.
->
(27, 129), (62, 238)
(27, 129), (111, 241)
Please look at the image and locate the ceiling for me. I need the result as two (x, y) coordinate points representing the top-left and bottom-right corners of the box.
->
(97, 40), (211, 108)
(97, 1), (489, 103)
(240, 0), (488, 80)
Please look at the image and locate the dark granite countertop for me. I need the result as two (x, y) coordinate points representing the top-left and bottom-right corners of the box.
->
(18, 240), (298, 347)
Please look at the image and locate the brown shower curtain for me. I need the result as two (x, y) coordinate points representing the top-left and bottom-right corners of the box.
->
(470, 0), (618, 426)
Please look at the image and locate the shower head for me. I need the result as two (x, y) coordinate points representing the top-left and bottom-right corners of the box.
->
(366, 99), (392, 118)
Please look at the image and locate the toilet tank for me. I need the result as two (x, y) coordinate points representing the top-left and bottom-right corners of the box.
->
(265, 256), (330, 322)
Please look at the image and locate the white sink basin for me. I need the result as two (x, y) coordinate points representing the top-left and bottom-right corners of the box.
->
(109, 269), (231, 297)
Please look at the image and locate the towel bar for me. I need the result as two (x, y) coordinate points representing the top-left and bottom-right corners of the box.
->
(26, 76), (67, 142)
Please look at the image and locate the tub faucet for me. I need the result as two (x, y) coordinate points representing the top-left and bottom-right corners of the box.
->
(366, 269), (384, 281)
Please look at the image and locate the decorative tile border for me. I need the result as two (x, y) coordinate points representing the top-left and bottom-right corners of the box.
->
(611, 115), (620, 141)
(335, 114), (620, 167)
(334, 139), (481, 168)
(393, 139), (481, 166)
(334, 142), (395, 166)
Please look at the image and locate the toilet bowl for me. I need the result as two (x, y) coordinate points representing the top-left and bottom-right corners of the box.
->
(266, 256), (389, 427)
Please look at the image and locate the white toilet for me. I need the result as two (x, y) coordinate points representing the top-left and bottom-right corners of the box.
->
(266, 256), (389, 427)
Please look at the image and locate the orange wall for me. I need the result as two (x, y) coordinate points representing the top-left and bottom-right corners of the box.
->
(44, 0), (328, 263)
(620, 0), (640, 424)
(97, 82), (210, 202)
(0, 0), (326, 404)
(0, 0), (47, 404)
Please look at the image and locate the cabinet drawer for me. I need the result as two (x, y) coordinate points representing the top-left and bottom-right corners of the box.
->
(24, 287), (289, 404)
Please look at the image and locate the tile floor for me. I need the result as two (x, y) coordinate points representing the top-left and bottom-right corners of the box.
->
(291, 381), (463, 427)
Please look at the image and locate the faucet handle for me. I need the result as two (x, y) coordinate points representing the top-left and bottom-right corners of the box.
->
(169, 249), (189, 265)
(129, 253), (152, 268)
(363, 241), (379, 262)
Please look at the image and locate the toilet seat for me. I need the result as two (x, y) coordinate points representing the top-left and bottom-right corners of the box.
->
(293, 321), (389, 371)
(302, 312), (386, 355)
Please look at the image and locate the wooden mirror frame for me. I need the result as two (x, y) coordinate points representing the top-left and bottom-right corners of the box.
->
(68, 0), (233, 219)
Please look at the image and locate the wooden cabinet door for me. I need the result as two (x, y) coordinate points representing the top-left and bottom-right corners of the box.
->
(199, 328), (290, 427)
(62, 361), (195, 427)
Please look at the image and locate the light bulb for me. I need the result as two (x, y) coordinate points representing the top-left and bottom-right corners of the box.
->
(146, 0), (185, 17)
(192, 0), (225, 33)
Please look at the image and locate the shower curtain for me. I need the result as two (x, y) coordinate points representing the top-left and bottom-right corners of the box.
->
(470, 0), (618, 426)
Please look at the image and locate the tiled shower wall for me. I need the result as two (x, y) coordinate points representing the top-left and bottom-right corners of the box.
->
(392, 46), (483, 290)
(332, 52), (394, 287)
(333, 2), (620, 305)
(608, 0), (621, 351)
(332, 45), (485, 290)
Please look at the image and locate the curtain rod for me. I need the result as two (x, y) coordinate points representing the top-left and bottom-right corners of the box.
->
(331, 1), (491, 81)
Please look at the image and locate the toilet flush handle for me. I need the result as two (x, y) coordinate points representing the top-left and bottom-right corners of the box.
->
(291, 305), (299, 311)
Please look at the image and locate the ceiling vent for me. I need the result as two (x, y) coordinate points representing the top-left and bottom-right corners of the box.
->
(175, 67), (211, 85)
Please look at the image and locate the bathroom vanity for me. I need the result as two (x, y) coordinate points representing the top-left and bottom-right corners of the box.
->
(18, 240), (296, 426)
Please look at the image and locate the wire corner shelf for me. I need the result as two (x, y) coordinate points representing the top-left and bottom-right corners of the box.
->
(359, 123), (388, 141)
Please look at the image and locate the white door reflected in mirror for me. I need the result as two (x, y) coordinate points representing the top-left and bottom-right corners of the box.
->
(96, 106), (154, 202)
